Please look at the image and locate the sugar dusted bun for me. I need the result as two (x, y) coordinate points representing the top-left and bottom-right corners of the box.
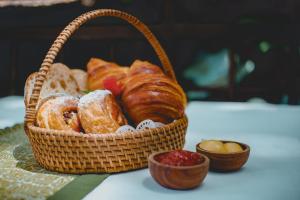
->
(122, 60), (186, 125)
(36, 95), (81, 132)
(78, 90), (127, 134)
(87, 58), (129, 94)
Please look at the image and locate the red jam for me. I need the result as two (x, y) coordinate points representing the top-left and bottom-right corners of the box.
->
(103, 76), (122, 97)
(155, 150), (204, 166)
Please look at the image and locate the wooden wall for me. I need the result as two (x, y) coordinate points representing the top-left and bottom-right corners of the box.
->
(1, 0), (299, 104)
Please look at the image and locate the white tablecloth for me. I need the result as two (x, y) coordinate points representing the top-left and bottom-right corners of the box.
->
(0, 96), (25, 129)
(1, 96), (300, 200)
(85, 101), (300, 200)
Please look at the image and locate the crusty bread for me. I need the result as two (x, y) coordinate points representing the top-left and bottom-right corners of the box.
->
(24, 72), (38, 108)
(24, 63), (81, 109)
(71, 69), (87, 91)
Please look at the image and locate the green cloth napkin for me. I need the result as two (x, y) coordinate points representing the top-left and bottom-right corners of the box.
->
(0, 124), (109, 200)
(47, 174), (109, 200)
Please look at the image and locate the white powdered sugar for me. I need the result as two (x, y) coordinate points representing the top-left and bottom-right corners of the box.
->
(78, 90), (112, 107)
(51, 95), (78, 106)
(36, 93), (68, 108)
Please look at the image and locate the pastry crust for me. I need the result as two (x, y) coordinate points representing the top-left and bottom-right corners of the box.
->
(78, 90), (127, 134)
(122, 60), (187, 125)
(36, 95), (81, 132)
(87, 58), (129, 91)
(128, 60), (163, 76)
(24, 72), (38, 108)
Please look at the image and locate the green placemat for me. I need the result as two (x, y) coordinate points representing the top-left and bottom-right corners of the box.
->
(0, 124), (109, 200)
(47, 174), (109, 200)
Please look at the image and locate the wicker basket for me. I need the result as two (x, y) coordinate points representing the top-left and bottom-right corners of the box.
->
(24, 9), (188, 174)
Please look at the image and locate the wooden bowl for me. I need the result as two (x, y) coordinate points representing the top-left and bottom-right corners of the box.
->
(196, 140), (250, 172)
(148, 151), (209, 190)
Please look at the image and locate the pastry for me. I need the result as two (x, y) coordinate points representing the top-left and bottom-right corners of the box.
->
(78, 90), (127, 134)
(36, 95), (81, 132)
(122, 60), (187, 125)
(87, 58), (129, 96)
(128, 60), (163, 76)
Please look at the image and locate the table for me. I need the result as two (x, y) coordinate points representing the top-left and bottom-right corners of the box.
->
(1, 96), (300, 200)
(0, 96), (25, 129)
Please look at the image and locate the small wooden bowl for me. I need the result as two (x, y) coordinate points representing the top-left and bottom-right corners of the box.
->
(148, 151), (209, 190)
(196, 140), (250, 172)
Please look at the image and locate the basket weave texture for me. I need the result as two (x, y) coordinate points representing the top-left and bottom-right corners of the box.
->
(24, 9), (188, 173)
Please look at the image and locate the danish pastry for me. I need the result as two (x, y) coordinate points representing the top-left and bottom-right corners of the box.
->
(122, 61), (186, 125)
(36, 95), (81, 132)
(78, 90), (127, 134)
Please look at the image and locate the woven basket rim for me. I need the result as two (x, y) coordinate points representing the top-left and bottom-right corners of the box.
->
(28, 115), (188, 138)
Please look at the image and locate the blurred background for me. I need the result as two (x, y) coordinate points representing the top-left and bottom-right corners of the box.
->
(1, 0), (300, 104)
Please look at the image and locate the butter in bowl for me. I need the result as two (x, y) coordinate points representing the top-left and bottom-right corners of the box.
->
(148, 150), (209, 190)
(196, 140), (250, 172)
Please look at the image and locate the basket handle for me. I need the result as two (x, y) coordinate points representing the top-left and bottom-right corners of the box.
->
(25, 9), (176, 126)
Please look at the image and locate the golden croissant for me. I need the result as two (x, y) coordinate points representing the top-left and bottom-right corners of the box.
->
(122, 60), (186, 125)
(87, 58), (129, 96)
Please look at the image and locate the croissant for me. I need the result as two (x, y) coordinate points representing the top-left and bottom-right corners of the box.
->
(36, 95), (81, 132)
(87, 58), (129, 96)
(122, 60), (187, 125)
(129, 60), (163, 76)
(78, 90), (127, 134)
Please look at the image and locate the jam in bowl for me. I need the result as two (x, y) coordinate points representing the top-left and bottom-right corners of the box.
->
(148, 150), (209, 190)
